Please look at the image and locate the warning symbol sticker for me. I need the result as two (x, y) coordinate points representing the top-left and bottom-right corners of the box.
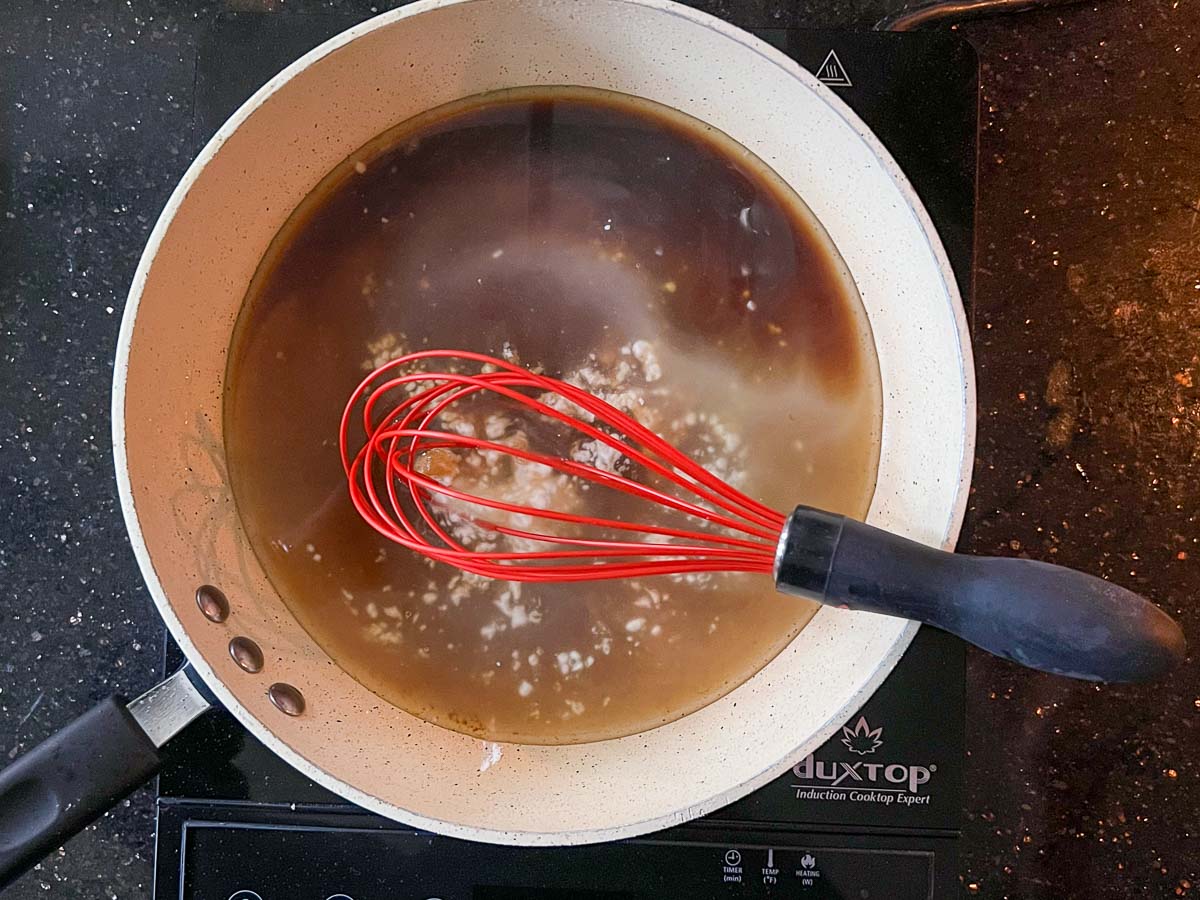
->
(816, 49), (852, 88)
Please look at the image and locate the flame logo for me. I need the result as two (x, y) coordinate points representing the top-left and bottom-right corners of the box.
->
(841, 716), (883, 755)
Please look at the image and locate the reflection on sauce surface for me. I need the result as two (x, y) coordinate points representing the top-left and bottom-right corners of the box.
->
(224, 87), (882, 743)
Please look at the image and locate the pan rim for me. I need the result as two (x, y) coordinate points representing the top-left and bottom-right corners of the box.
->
(112, 0), (975, 844)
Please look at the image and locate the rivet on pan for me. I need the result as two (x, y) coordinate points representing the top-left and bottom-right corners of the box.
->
(268, 682), (305, 717)
(228, 636), (264, 673)
(195, 585), (229, 623)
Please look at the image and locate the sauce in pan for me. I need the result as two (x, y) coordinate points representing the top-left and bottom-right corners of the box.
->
(224, 87), (882, 744)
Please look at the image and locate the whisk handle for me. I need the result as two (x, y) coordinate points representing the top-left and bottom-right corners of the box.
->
(774, 505), (1185, 683)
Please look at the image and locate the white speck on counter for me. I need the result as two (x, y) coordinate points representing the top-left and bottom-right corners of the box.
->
(625, 617), (646, 633)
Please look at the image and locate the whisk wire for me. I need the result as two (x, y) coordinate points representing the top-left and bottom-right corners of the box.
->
(340, 349), (786, 582)
(367, 365), (782, 535)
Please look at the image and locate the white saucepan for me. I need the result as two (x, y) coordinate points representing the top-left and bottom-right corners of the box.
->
(0, 0), (974, 884)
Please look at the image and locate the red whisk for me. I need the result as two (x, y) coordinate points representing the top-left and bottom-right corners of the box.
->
(338, 348), (1184, 684)
(339, 348), (786, 582)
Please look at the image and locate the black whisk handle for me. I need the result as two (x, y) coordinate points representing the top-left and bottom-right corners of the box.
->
(774, 505), (1186, 683)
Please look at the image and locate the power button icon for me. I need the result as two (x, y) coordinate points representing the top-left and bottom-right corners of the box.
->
(226, 892), (263, 900)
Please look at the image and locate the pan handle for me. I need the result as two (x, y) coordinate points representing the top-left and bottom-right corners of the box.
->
(0, 667), (211, 891)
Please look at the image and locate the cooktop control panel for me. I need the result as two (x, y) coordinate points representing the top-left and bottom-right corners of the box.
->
(169, 812), (943, 900)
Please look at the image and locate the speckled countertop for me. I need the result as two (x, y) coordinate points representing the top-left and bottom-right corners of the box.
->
(0, 1), (1196, 898)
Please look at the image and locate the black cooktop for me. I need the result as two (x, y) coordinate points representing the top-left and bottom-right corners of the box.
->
(153, 15), (978, 900)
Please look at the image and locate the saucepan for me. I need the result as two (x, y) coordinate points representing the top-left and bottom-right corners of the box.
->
(0, 0), (1154, 887)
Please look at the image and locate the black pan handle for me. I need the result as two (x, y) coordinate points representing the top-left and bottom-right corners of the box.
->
(0, 669), (211, 891)
(775, 505), (1187, 682)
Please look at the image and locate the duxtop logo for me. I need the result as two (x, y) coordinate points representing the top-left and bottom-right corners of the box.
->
(841, 716), (883, 755)
(792, 715), (935, 807)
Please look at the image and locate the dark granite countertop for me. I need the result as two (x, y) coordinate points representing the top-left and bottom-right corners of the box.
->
(1, 1), (1196, 897)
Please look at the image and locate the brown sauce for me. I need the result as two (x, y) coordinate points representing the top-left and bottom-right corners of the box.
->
(224, 87), (882, 744)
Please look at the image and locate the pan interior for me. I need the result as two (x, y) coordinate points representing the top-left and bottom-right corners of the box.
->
(222, 86), (884, 745)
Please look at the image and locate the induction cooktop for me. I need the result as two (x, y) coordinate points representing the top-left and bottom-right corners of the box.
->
(153, 14), (978, 900)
